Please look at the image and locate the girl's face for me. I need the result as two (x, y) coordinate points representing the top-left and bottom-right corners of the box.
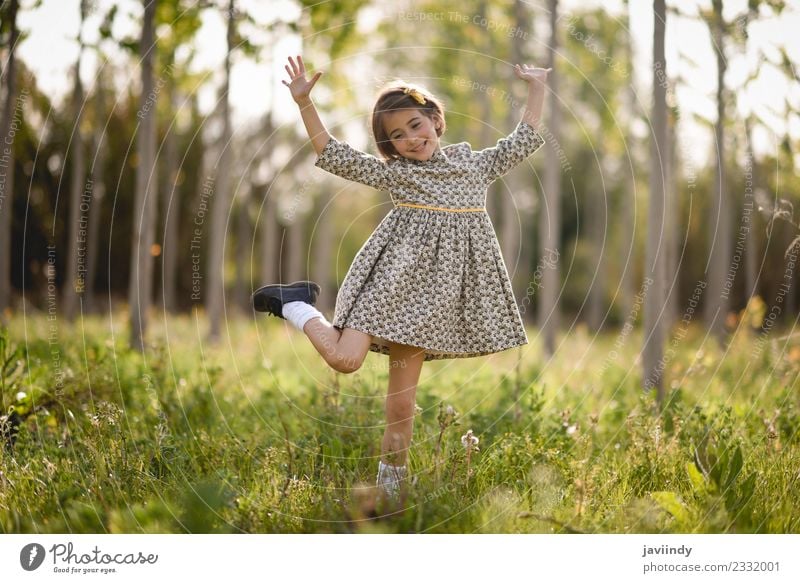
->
(383, 108), (441, 161)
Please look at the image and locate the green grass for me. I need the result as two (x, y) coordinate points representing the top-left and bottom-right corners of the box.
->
(1, 310), (798, 533)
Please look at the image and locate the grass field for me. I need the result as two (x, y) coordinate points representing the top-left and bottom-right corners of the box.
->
(1, 309), (798, 533)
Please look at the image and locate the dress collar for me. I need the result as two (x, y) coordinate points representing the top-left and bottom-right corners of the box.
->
(407, 148), (447, 165)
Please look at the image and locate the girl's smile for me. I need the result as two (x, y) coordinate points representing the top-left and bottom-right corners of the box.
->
(383, 108), (442, 161)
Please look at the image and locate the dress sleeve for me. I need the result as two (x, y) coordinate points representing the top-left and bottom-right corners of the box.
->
(314, 136), (392, 191)
(472, 120), (546, 182)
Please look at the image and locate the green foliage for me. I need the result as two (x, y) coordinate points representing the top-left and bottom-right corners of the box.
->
(0, 314), (798, 533)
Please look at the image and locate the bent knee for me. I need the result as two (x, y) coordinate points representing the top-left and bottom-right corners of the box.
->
(330, 353), (365, 374)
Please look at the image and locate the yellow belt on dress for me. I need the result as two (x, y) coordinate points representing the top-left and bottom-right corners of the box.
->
(394, 202), (486, 213)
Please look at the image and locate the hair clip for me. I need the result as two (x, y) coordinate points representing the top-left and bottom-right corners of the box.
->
(403, 87), (427, 105)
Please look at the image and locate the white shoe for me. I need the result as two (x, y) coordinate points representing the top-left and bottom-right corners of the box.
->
(376, 461), (407, 499)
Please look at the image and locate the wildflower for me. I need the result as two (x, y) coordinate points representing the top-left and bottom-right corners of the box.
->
(461, 429), (479, 449)
(461, 429), (480, 486)
(438, 403), (458, 429)
(435, 403), (459, 459)
(566, 424), (578, 436)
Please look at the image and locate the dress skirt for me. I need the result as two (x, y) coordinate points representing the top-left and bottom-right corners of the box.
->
(331, 206), (528, 361)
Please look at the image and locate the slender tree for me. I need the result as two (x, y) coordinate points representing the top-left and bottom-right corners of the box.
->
(85, 65), (109, 314)
(742, 115), (762, 303)
(63, 0), (89, 320)
(538, 0), (561, 357)
(207, 0), (235, 341)
(701, 0), (732, 344)
(160, 81), (181, 312)
(233, 170), (251, 311)
(733, 0), (791, 304)
(128, 0), (159, 351)
(0, 0), (20, 316)
(312, 186), (335, 313)
(619, 0), (638, 321)
(663, 104), (679, 330)
(643, 0), (668, 404)
(285, 192), (305, 284)
(156, 0), (203, 312)
(84, 4), (121, 314)
(475, 1), (498, 228)
(259, 112), (279, 288)
(500, 0), (529, 291)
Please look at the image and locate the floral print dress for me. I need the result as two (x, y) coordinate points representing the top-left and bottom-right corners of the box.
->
(314, 120), (546, 361)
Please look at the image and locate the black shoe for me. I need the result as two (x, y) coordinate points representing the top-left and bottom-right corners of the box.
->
(251, 280), (321, 318)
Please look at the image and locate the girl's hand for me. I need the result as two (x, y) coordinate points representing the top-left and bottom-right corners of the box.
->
(282, 55), (323, 104)
(514, 63), (551, 86)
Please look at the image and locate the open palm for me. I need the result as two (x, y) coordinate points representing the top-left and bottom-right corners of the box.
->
(514, 63), (551, 85)
(282, 55), (323, 103)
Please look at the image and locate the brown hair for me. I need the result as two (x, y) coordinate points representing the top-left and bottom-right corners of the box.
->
(371, 81), (446, 161)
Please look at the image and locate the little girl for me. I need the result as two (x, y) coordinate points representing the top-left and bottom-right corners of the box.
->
(254, 55), (550, 499)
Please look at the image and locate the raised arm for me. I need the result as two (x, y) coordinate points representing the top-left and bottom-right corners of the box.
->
(514, 63), (550, 129)
(282, 55), (331, 155)
(472, 64), (550, 182)
(282, 56), (393, 190)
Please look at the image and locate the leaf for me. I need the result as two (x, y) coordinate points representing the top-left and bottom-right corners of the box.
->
(686, 461), (708, 494)
(709, 446), (726, 487)
(739, 473), (756, 504)
(724, 445), (743, 490)
(652, 491), (691, 525)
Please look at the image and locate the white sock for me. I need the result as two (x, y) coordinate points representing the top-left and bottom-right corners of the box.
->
(282, 301), (327, 331)
(377, 461), (407, 498)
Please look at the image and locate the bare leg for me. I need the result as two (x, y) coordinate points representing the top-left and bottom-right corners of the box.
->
(381, 341), (426, 466)
(301, 317), (373, 374)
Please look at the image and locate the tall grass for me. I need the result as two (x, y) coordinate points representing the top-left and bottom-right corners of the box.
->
(1, 311), (798, 533)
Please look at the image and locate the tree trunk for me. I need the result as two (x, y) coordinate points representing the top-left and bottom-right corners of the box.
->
(538, 0), (561, 357)
(64, 3), (87, 320)
(643, 0), (668, 404)
(0, 0), (20, 316)
(473, 1), (499, 227)
(664, 105), (679, 330)
(703, 0), (731, 345)
(312, 187), (335, 313)
(128, 0), (159, 351)
(207, 0), (235, 341)
(85, 71), (108, 314)
(191, 112), (212, 309)
(286, 209), (305, 284)
(785, 226), (798, 318)
(260, 187), (278, 286)
(587, 155), (606, 332)
(500, 0), (527, 285)
(743, 117), (759, 301)
(619, 0), (637, 326)
(160, 82), (180, 312)
(233, 184), (251, 311)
